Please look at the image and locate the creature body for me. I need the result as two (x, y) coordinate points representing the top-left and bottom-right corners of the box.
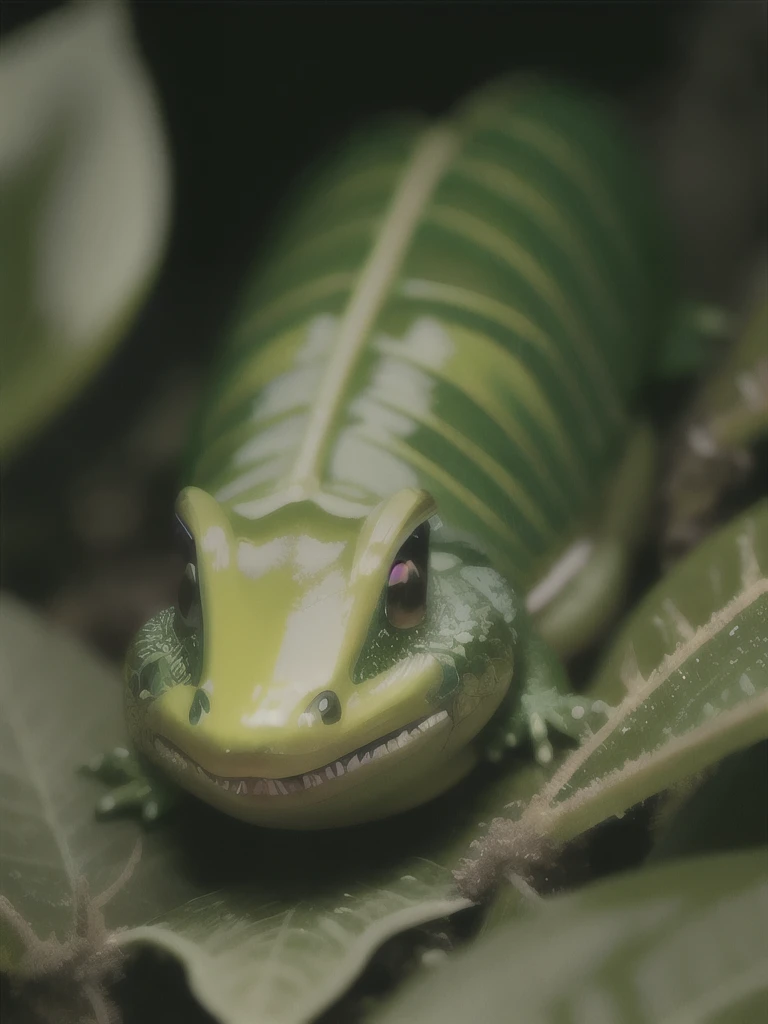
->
(93, 77), (674, 829)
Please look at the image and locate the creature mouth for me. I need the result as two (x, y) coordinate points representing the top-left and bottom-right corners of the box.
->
(151, 709), (451, 798)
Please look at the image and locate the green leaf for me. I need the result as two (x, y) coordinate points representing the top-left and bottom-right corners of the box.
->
(0, 594), (195, 975)
(0, 0), (171, 461)
(109, 767), (557, 1024)
(116, 867), (470, 1024)
(457, 501), (768, 898)
(372, 849), (768, 1024)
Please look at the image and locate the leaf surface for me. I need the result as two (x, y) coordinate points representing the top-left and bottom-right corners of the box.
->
(373, 849), (768, 1024)
(0, 594), (193, 972)
(0, 0), (170, 459)
(117, 865), (469, 1024)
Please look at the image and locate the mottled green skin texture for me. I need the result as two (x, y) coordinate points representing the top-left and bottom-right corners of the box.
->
(93, 76), (675, 829)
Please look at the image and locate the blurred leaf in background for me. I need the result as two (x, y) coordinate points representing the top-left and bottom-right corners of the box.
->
(0, 0), (171, 462)
(373, 849), (768, 1024)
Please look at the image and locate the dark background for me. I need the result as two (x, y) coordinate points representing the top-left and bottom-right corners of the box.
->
(1, 1), (696, 375)
(1, 1), (765, 654)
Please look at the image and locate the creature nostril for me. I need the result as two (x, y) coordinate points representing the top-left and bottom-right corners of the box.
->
(307, 690), (341, 724)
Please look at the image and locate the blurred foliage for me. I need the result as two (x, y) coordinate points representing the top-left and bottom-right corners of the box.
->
(0, 0), (170, 462)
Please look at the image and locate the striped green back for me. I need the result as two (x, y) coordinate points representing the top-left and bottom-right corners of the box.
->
(187, 77), (674, 589)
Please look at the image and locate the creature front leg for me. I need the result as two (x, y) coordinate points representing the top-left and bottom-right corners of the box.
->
(482, 626), (611, 766)
(82, 746), (178, 824)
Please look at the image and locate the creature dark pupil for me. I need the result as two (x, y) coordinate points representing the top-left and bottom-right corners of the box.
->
(385, 521), (430, 629)
(388, 561), (422, 609)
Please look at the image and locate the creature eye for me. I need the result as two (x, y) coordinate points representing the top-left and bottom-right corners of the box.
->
(174, 515), (202, 630)
(307, 690), (341, 724)
(385, 521), (429, 629)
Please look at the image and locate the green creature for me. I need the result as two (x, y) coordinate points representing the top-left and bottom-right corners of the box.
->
(89, 76), (677, 829)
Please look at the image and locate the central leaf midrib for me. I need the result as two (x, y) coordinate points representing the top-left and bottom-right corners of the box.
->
(285, 123), (461, 495)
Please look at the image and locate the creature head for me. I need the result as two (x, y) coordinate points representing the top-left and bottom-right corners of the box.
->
(125, 485), (519, 827)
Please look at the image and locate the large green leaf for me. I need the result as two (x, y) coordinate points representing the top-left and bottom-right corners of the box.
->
(457, 501), (768, 897)
(0, 0), (170, 461)
(0, 595), (194, 972)
(108, 767), (558, 1024)
(373, 849), (768, 1024)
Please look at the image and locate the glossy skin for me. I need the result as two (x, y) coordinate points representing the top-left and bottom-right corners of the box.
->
(92, 77), (674, 828)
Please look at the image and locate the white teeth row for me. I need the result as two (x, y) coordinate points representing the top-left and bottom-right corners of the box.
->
(153, 709), (449, 797)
